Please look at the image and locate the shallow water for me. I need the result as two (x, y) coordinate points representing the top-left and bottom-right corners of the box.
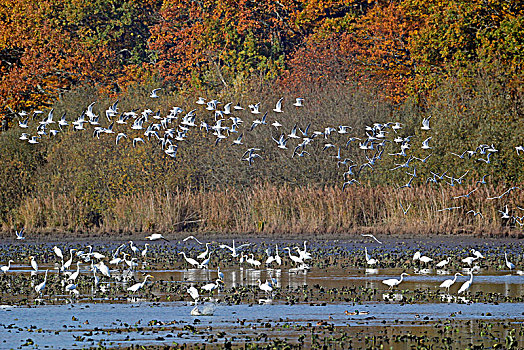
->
(1, 301), (523, 349)
(0, 236), (523, 348)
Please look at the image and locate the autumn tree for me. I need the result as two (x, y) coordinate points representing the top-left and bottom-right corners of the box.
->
(402, 0), (524, 99)
(0, 0), (161, 123)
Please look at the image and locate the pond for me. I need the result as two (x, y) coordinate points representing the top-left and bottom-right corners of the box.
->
(0, 235), (523, 348)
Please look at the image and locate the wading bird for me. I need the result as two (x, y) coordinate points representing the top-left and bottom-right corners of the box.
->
(1, 260), (14, 273)
(439, 273), (462, 293)
(382, 273), (409, 290)
(35, 270), (49, 295)
(505, 252), (515, 270)
(127, 274), (154, 293)
(457, 271), (474, 294)
(179, 252), (200, 268)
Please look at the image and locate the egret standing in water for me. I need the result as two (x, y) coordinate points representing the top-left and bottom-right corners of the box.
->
(53, 246), (64, 262)
(439, 273), (462, 293)
(179, 252), (200, 268)
(127, 274), (154, 293)
(35, 270), (48, 295)
(257, 279), (273, 295)
(29, 256), (38, 273)
(458, 271), (474, 294)
(382, 273), (409, 290)
(435, 257), (450, 268)
(504, 252), (515, 270)
(188, 285), (200, 303)
(364, 247), (378, 266)
(1, 260), (14, 273)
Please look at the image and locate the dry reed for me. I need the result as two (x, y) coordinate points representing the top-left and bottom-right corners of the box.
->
(10, 183), (523, 237)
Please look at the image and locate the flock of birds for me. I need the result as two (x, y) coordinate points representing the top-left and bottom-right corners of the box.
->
(2, 232), (523, 314)
(9, 89), (524, 227)
(5, 90), (524, 310)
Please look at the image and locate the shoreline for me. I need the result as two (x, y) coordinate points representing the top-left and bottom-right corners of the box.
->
(1, 228), (523, 242)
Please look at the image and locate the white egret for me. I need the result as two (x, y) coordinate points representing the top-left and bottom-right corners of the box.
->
(123, 254), (138, 270)
(95, 261), (111, 278)
(129, 241), (140, 255)
(219, 240), (250, 258)
(461, 256), (478, 266)
(382, 272), (409, 290)
(284, 247), (304, 265)
(199, 252), (211, 269)
(436, 258), (450, 268)
(141, 243), (149, 258)
(145, 233), (169, 241)
(257, 279), (273, 294)
(197, 242), (211, 260)
(179, 252), (200, 268)
(62, 249), (76, 270)
(246, 254), (261, 268)
(364, 247), (378, 266)
(505, 252), (515, 270)
(92, 267), (99, 288)
(419, 255), (433, 264)
(53, 246), (64, 261)
(217, 266), (224, 280)
(35, 270), (48, 294)
(265, 248), (275, 265)
(457, 271), (474, 294)
(201, 279), (222, 292)
(109, 255), (123, 266)
(413, 251), (421, 261)
(127, 274), (154, 292)
(1, 260), (14, 273)
(471, 249), (484, 259)
(183, 235), (204, 245)
(295, 241), (312, 260)
(68, 261), (81, 282)
(361, 233), (382, 244)
(86, 245), (105, 260)
(439, 273), (462, 293)
(188, 285), (199, 302)
(274, 245), (282, 265)
(29, 256), (38, 272)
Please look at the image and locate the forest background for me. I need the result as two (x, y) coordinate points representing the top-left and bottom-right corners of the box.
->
(0, 0), (522, 236)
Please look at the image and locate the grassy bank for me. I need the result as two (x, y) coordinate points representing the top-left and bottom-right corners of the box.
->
(4, 184), (522, 237)
(0, 65), (522, 238)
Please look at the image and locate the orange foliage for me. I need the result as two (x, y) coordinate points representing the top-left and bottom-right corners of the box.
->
(0, 0), (521, 118)
(283, 2), (412, 103)
(0, 0), (160, 119)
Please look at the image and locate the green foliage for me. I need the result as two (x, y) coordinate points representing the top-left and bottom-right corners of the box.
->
(0, 128), (46, 223)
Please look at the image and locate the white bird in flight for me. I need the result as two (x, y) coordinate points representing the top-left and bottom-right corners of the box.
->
(361, 234), (382, 244)
(421, 116), (431, 130)
(150, 88), (162, 98)
(273, 97), (283, 113)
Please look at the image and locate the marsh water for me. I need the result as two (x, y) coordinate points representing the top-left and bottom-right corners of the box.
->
(0, 235), (523, 348)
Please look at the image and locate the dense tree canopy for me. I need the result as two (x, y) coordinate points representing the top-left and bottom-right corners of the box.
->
(0, 0), (520, 117)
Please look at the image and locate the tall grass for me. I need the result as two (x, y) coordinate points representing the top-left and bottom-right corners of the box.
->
(10, 183), (523, 236)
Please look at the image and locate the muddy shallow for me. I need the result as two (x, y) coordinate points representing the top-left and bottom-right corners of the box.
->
(1, 302), (524, 349)
(0, 235), (523, 348)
